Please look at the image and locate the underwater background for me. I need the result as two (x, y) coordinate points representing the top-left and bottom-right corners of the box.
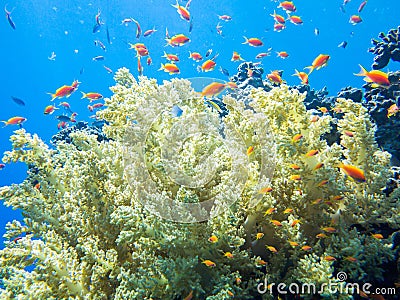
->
(1, 0), (400, 299)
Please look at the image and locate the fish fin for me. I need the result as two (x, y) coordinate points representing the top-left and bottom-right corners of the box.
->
(80, 91), (86, 99)
(354, 64), (368, 76)
(158, 63), (165, 71)
(242, 36), (248, 44)
(1, 121), (7, 128)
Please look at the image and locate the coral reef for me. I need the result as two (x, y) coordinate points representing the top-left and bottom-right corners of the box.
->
(0, 68), (399, 299)
(368, 26), (400, 70)
(362, 71), (400, 163)
(51, 121), (110, 145)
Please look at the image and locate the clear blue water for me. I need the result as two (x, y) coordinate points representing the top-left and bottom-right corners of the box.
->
(0, 0), (398, 244)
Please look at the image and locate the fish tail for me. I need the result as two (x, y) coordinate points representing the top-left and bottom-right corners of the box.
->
(354, 64), (368, 76)
(304, 66), (314, 75)
(47, 92), (56, 101)
(80, 91), (86, 99)
(1, 121), (7, 128)
(158, 63), (165, 71)
(242, 36), (249, 44)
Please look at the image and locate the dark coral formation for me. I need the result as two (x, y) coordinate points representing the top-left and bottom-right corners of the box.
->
(368, 26), (400, 70)
(230, 62), (265, 90)
(51, 121), (109, 145)
(361, 71), (400, 163)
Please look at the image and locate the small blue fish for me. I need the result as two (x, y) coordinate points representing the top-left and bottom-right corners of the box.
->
(56, 115), (72, 122)
(219, 66), (230, 77)
(4, 5), (16, 30)
(11, 96), (25, 106)
(189, 18), (193, 33)
(171, 105), (183, 117)
(338, 41), (348, 48)
(106, 26), (111, 44)
(93, 23), (101, 33)
(92, 55), (105, 61)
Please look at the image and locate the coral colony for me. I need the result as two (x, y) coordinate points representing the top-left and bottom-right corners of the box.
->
(0, 63), (399, 299)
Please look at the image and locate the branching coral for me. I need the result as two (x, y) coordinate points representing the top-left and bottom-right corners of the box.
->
(0, 68), (398, 299)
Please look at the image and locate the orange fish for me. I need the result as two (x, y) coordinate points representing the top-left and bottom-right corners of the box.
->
(289, 164), (301, 170)
(316, 233), (327, 238)
(291, 219), (300, 227)
(256, 52), (270, 59)
(278, 1), (296, 12)
(345, 256), (358, 262)
(201, 82), (226, 98)
(258, 187), (273, 194)
(349, 15), (362, 25)
(318, 106), (329, 113)
(166, 33), (190, 46)
(371, 233), (383, 239)
(137, 56), (143, 75)
(338, 164), (366, 182)
(189, 51), (202, 61)
(266, 245), (278, 253)
(267, 70), (284, 84)
(208, 235), (218, 243)
(218, 15), (232, 21)
(305, 149), (319, 157)
(317, 179), (329, 187)
(81, 92), (103, 101)
(256, 232), (264, 240)
(283, 208), (293, 214)
(277, 51), (289, 58)
(163, 51), (179, 62)
(289, 241), (299, 247)
(1, 116), (27, 127)
(305, 54), (330, 74)
(270, 220), (282, 227)
(48, 84), (76, 101)
(158, 63), (180, 74)
(310, 115), (319, 122)
(354, 65), (390, 87)
(314, 162), (324, 170)
(183, 290), (193, 300)
(301, 245), (312, 251)
(201, 59), (216, 72)
(324, 256), (336, 261)
(387, 104), (399, 118)
(289, 15), (303, 25)
(202, 259), (216, 267)
(44, 105), (58, 115)
(247, 146), (254, 156)
(343, 130), (354, 137)
(171, 0), (190, 21)
(226, 81), (238, 89)
(231, 51), (244, 61)
(292, 69), (309, 85)
(312, 198), (323, 205)
(256, 259), (267, 265)
(290, 174), (301, 181)
(292, 133), (303, 142)
(264, 207), (277, 215)
(322, 227), (337, 233)
(271, 10), (285, 24)
(274, 23), (286, 32)
(224, 252), (234, 259)
(242, 36), (263, 47)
